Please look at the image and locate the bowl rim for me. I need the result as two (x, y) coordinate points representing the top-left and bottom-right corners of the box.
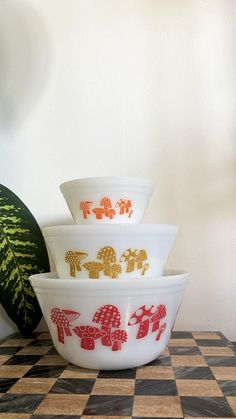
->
(30, 270), (189, 291)
(60, 176), (155, 191)
(42, 223), (178, 237)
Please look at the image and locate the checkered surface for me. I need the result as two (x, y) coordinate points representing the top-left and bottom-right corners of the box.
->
(0, 331), (236, 418)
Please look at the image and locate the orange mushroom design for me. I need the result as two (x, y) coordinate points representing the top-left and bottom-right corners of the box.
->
(83, 261), (104, 279)
(108, 208), (116, 219)
(79, 197), (133, 219)
(65, 251), (88, 277)
(100, 197), (112, 217)
(80, 201), (93, 219)
(92, 207), (105, 219)
(116, 198), (132, 216)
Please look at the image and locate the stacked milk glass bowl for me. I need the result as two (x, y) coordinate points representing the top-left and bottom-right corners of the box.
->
(30, 177), (188, 370)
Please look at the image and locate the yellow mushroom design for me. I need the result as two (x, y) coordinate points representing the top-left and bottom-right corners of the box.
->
(97, 246), (118, 277)
(83, 261), (104, 279)
(65, 251), (88, 277)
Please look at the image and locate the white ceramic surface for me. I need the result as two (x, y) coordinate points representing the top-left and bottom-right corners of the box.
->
(60, 176), (154, 224)
(30, 271), (188, 370)
(42, 224), (178, 280)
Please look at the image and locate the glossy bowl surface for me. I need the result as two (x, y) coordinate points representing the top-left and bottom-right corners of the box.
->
(30, 270), (188, 370)
(60, 176), (154, 224)
(43, 224), (178, 279)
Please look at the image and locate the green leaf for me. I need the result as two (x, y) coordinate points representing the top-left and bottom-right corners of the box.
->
(0, 184), (50, 335)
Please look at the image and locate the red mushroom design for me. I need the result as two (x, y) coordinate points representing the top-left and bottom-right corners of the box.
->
(128, 305), (157, 339)
(150, 304), (167, 332)
(156, 322), (167, 341)
(80, 201), (93, 219)
(73, 325), (106, 350)
(51, 308), (80, 344)
(92, 305), (121, 346)
(111, 329), (128, 351)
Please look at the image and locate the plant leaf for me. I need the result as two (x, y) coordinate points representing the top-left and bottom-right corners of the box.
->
(0, 184), (50, 335)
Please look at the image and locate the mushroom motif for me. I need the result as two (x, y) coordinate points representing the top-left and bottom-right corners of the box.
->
(128, 209), (133, 218)
(128, 305), (157, 339)
(156, 322), (167, 341)
(73, 325), (106, 350)
(111, 329), (128, 351)
(136, 250), (148, 270)
(150, 304), (167, 332)
(65, 250), (88, 277)
(110, 263), (122, 279)
(116, 198), (126, 215)
(141, 263), (149, 276)
(80, 201), (93, 219)
(83, 261), (104, 279)
(92, 208), (105, 219)
(108, 208), (116, 219)
(51, 308), (80, 344)
(100, 197), (112, 217)
(97, 246), (117, 277)
(120, 248), (139, 273)
(93, 304), (121, 346)
(125, 199), (132, 214)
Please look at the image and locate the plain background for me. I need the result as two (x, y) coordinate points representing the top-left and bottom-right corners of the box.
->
(0, 0), (236, 340)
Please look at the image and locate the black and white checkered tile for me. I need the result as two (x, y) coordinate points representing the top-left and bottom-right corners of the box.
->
(0, 331), (235, 418)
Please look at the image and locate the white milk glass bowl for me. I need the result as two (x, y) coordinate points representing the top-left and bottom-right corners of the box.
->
(42, 224), (178, 280)
(30, 271), (188, 370)
(60, 176), (154, 224)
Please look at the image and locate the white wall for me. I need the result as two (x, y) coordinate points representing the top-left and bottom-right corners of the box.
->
(1, 0), (236, 340)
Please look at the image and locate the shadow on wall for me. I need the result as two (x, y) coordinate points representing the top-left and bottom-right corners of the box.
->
(0, 0), (51, 135)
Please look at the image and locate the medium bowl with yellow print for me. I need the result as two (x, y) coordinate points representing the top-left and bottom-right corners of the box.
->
(42, 224), (178, 280)
(60, 176), (154, 224)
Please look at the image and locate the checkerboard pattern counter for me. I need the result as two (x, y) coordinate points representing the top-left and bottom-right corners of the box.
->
(0, 331), (236, 418)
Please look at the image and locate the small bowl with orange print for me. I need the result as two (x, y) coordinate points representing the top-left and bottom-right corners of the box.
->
(59, 176), (154, 224)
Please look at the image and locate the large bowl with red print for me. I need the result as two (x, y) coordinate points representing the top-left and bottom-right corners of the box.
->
(42, 224), (178, 280)
(60, 176), (154, 224)
(30, 270), (188, 370)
